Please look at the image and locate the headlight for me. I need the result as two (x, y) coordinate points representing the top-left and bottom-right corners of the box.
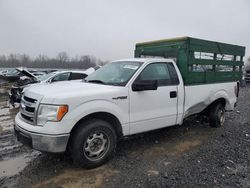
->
(37, 104), (68, 126)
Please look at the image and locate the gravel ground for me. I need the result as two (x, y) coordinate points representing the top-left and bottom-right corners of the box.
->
(153, 88), (250, 188)
(0, 86), (249, 188)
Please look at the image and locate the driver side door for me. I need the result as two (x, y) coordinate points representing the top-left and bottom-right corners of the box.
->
(129, 62), (179, 134)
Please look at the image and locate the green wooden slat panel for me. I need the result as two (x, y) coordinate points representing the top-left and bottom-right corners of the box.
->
(136, 37), (245, 56)
(184, 71), (242, 85)
(189, 45), (245, 56)
(185, 72), (205, 84)
(189, 38), (245, 56)
(189, 59), (244, 66)
(134, 36), (245, 85)
(136, 36), (187, 47)
(205, 72), (216, 82)
(135, 43), (186, 55)
(177, 49), (188, 82)
(135, 45), (184, 58)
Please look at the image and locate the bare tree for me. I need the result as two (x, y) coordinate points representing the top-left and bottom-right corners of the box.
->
(0, 53), (105, 69)
(57, 52), (69, 62)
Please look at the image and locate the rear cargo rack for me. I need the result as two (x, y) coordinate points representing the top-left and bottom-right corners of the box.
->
(135, 37), (245, 85)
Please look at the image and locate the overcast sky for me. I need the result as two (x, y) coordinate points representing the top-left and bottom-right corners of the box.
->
(0, 0), (249, 61)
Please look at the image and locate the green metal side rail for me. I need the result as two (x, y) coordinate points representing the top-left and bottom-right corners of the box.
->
(135, 37), (245, 85)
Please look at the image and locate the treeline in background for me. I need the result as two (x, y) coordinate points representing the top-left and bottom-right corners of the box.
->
(0, 52), (107, 69)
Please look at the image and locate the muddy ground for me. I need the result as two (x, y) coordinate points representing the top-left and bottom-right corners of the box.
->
(0, 82), (249, 188)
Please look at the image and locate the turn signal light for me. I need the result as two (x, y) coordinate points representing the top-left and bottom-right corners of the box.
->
(57, 105), (68, 121)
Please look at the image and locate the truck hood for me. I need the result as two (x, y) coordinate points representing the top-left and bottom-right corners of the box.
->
(24, 81), (127, 104)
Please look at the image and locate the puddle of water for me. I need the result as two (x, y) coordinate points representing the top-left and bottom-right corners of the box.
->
(142, 138), (204, 159)
(32, 167), (119, 188)
(0, 116), (12, 121)
(172, 140), (202, 155)
(9, 107), (19, 116)
(0, 154), (37, 178)
(1, 119), (14, 132)
(0, 144), (22, 153)
(0, 88), (9, 96)
(0, 106), (18, 133)
(0, 108), (10, 117)
(0, 139), (15, 147)
(0, 101), (8, 108)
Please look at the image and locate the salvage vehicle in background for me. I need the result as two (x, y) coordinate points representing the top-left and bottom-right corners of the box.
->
(245, 61), (250, 85)
(14, 37), (245, 168)
(0, 68), (12, 76)
(9, 67), (95, 107)
(30, 71), (47, 79)
(0, 68), (25, 82)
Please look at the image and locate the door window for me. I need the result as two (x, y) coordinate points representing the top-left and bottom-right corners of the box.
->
(51, 72), (70, 82)
(136, 63), (179, 86)
(70, 73), (87, 80)
(167, 63), (180, 85)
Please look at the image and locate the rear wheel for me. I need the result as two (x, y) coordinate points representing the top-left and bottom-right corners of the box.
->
(209, 103), (225, 127)
(70, 119), (117, 168)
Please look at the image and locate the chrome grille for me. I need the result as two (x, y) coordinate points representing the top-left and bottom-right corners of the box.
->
(20, 96), (37, 124)
(24, 96), (37, 103)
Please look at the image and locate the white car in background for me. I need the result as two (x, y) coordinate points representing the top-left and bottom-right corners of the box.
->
(9, 67), (96, 106)
(38, 69), (94, 84)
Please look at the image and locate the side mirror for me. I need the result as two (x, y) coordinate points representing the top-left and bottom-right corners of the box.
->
(132, 80), (158, 92)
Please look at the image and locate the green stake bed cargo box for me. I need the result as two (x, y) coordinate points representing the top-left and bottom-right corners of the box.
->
(135, 37), (245, 85)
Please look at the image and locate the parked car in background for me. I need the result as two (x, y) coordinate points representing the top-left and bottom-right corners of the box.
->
(9, 67), (95, 107)
(29, 71), (47, 79)
(245, 62), (250, 85)
(0, 68), (24, 82)
(0, 69), (11, 76)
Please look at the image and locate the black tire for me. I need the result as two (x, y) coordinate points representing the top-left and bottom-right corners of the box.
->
(209, 103), (225, 128)
(70, 119), (117, 169)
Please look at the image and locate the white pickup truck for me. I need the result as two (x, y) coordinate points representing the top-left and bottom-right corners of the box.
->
(14, 37), (244, 168)
(15, 58), (239, 168)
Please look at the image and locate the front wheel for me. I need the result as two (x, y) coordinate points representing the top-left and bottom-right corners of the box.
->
(70, 119), (117, 169)
(209, 103), (225, 128)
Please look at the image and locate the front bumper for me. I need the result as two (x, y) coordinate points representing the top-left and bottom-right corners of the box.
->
(14, 122), (70, 153)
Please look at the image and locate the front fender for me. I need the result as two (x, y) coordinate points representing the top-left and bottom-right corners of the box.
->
(64, 99), (129, 130)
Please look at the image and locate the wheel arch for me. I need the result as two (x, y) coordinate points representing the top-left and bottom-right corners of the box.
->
(203, 97), (226, 114)
(69, 111), (123, 141)
(209, 97), (226, 107)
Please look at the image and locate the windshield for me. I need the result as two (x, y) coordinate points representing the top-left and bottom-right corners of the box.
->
(85, 61), (143, 86)
(39, 72), (57, 81)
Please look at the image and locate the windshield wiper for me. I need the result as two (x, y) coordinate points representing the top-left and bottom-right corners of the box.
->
(87, 80), (105, 84)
